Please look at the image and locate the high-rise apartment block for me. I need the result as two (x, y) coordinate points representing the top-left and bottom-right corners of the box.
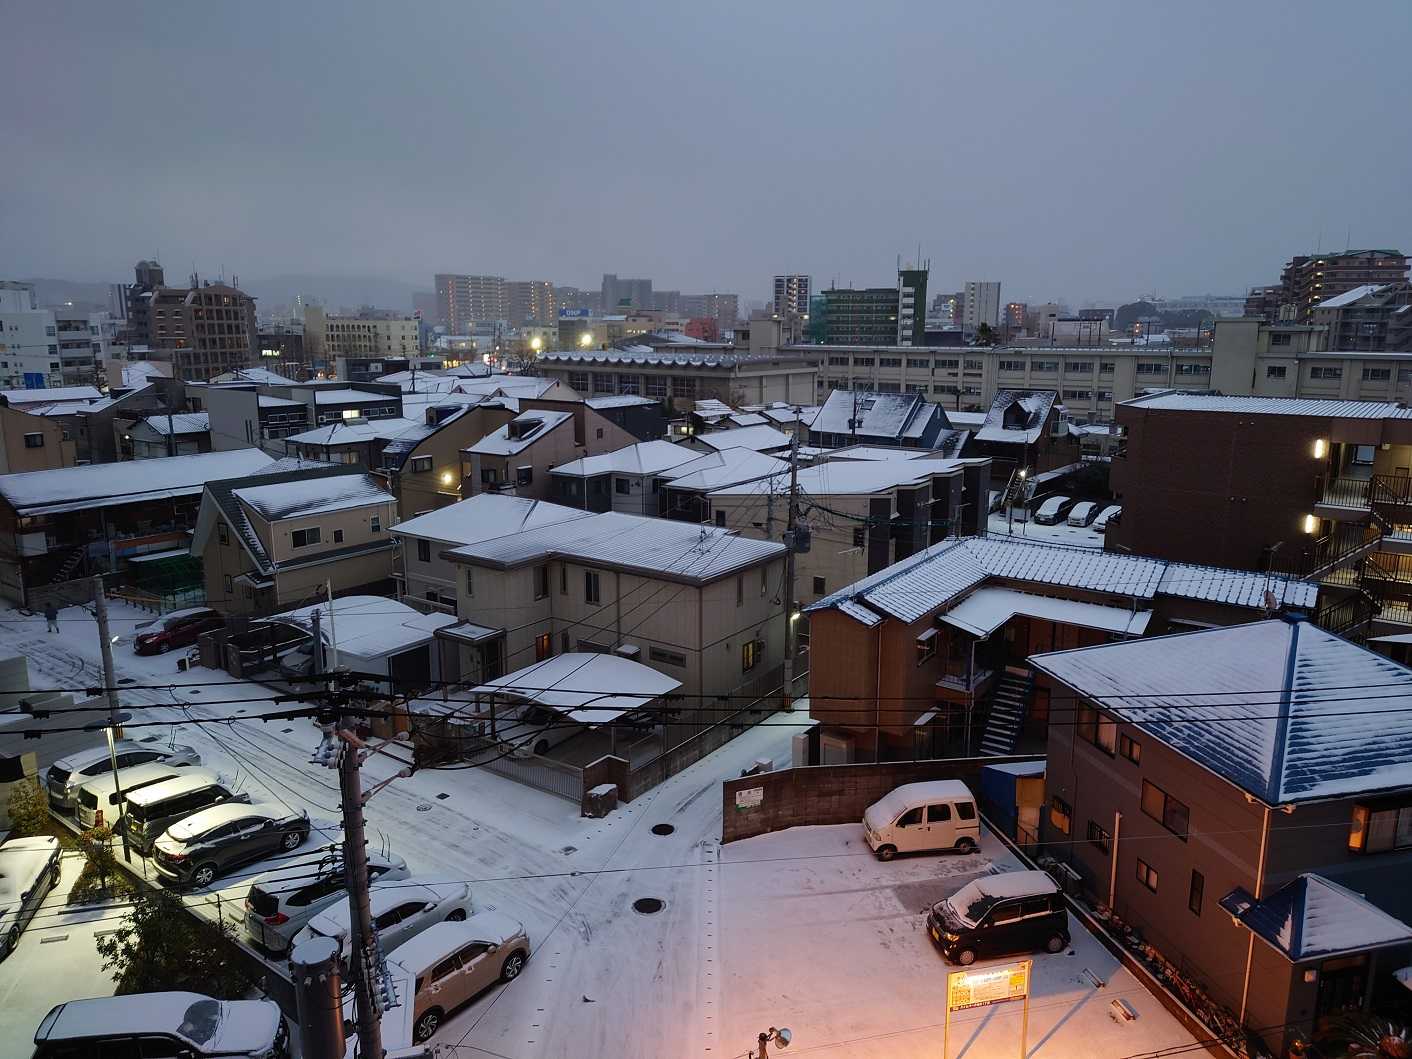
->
(1245, 250), (1408, 323)
(962, 281), (1002, 331)
(1005, 302), (1028, 332)
(435, 274), (508, 334)
(1311, 281), (1412, 352)
(773, 275), (811, 317)
(601, 274), (653, 311)
(145, 280), (258, 380)
(820, 267), (927, 347)
(504, 280), (557, 326)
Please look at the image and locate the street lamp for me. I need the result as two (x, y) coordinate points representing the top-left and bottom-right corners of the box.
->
(578, 330), (593, 348)
(750, 1027), (791, 1058)
(530, 335), (543, 354)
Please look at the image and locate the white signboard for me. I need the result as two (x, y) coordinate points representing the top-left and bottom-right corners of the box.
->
(735, 787), (764, 811)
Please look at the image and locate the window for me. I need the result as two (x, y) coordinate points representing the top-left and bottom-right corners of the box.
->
(431, 954), (461, 982)
(23, 432), (43, 448)
(481, 468), (499, 485)
(715, 510), (726, 527)
(1063, 389), (1092, 400)
(1349, 802), (1412, 853)
(852, 526), (866, 548)
(898, 806), (923, 827)
(1188, 870), (1204, 916)
(761, 568), (768, 597)
(964, 359), (983, 370)
(1310, 366), (1343, 380)
(408, 455), (433, 473)
(1175, 363), (1211, 376)
(291, 527), (321, 548)
(649, 646), (686, 667)
(1050, 796), (1071, 835)
(534, 565), (549, 599)
(1363, 367), (1392, 382)
(1031, 360), (1058, 373)
(615, 478), (630, 495)
(1087, 820), (1111, 854)
(916, 627), (937, 664)
(331, 528), (344, 544)
(828, 356), (849, 366)
(742, 639), (763, 671)
(517, 466), (533, 486)
(1136, 362), (1166, 376)
(927, 803), (951, 822)
(217, 523), (229, 546)
(534, 633), (552, 661)
(370, 515), (381, 533)
(1141, 780), (1190, 839)
(1099, 362), (1115, 374)
(998, 360), (1026, 372)
(936, 359), (959, 369)
(560, 564), (567, 594)
(1270, 332), (1292, 347)
(854, 356), (874, 366)
(812, 576), (826, 594)
(1065, 361), (1093, 374)
(1136, 858), (1159, 892)
(585, 570), (600, 605)
(880, 357), (902, 368)
(568, 371), (589, 392)
(223, 575), (233, 594)
(1075, 705), (1115, 754)
(956, 801), (975, 820)
(1119, 732), (1141, 764)
(1266, 365), (1288, 379)
(907, 358), (930, 369)
(464, 568), (474, 596)
(417, 539), (431, 563)
(645, 375), (667, 398)
(736, 575), (744, 606)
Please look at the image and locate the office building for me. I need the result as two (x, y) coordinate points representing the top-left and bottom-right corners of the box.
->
(304, 306), (420, 367)
(601, 274), (653, 311)
(505, 280), (557, 326)
(435, 274), (508, 334)
(1245, 249), (1408, 323)
(962, 280), (1002, 332)
(820, 266), (927, 347)
(773, 275), (811, 318)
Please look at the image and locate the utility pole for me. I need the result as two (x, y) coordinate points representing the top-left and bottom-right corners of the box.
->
(164, 379), (177, 458)
(92, 576), (131, 862)
(781, 412), (802, 711)
(337, 707), (383, 1059)
(291, 936), (345, 1059)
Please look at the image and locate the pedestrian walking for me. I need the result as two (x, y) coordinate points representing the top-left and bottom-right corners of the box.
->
(44, 601), (59, 633)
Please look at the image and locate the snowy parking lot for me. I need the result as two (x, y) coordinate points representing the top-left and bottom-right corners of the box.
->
(1, 600), (1200, 1058)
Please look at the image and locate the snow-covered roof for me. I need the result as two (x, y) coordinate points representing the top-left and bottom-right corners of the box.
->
(1031, 618), (1412, 803)
(826, 446), (936, 462)
(0, 448), (277, 516)
(468, 653), (681, 724)
(386, 913), (524, 975)
(945, 411), (988, 429)
(694, 399), (734, 416)
(709, 457), (980, 499)
(312, 387), (396, 405)
(691, 424), (792, 453)
(1221, 874), (1412, 961)
(390, 494), (590, 546)
(465, 409), (572, 456)
(139, 412), (209, 436)
(657, 448), (789, 492)
(284, 417), (424, 447)
(234, 473), (389, 521)
(541, 349), (766, 368)
(811, 390), (942, 441)
(728, 412), (768, 427)
(262, 595), (457, 658)
(975, 390), (1057, 444)
(36, 993), (277, 1054)
(938, 587), (1152, 638)
(585, 394), (658, 410)
(1123, 391), (1412, 420)
(257, 395), (304, 409)
(1315, 284), (1388, 310)
(212, 367), (297, 385)
(0, 385), (103, 407)
(808, 536), (1318, 627)
(453, 374), (556, 399)
(760, 405), (819, 426)
(551, 440), (699, 479)
(118, 361), (173, 389)
(449, 511), (784, 581)
(0, 836), (59, 929)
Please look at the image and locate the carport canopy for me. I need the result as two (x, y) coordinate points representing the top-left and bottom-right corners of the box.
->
(469, 653), (682, 725)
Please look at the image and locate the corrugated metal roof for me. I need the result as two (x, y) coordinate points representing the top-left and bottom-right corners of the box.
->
(1031, 619), (1412, 803)
(1124, 392), (1412, 419)
(1223, 874), (1412, 961)
(692, 424), (791, 452)
(234, 473), (390, 521)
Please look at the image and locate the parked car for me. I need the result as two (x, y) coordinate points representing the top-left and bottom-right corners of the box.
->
(925, 869), (1069, 966)
(294, 880), (473, 960)
(380, 912), (530, 1043)
(123, 769), (249, 854)
(0, 835), (61, 959)
(75, 761), (190, 829)
(45, 740), (201, 812)
(1032, 495), (1073, 525)
(32, 992), (287, 1058)
(863, 780), (980, 861)
(152, 802), (310, 889)
(132, 607), (225, 655)
(1065, 500), (1099, 527)
(244, 849), (410, 954)
(1093, 504), (1122, 532)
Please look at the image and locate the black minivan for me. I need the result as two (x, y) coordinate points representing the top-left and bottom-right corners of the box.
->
(123, 769), (248, 854)
(926, 870), (1069, 966)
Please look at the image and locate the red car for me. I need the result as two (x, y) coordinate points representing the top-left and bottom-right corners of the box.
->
(132, 608), (225, 655)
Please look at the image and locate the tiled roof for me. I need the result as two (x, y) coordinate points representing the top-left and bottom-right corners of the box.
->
(1122, 391), (1412, 420)
(389, 494), (590, 546)
(551, 441), (699, 478)
(975, 390), (1056, 444)
(1221, 874), (1412, 961)
(1031, 618), (1412, 803)
(691, 424), (792, 453)
(233, 473), (389, 521)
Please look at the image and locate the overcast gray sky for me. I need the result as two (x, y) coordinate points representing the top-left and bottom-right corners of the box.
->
(4, 1), (1410, 307)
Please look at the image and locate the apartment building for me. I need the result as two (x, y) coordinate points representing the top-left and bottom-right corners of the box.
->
(1311, 282), (1412, 352)
(601, 274), (653, 311)
(144, 281), (259, 381)
(0, 292), (110, 389)
(0, 404), (74, 474)
(193, 465), (396, 614)
(818, 267), (927, 347)
(505, 280), (557, 326)
(1109, 391), (1412, 642)
(460, 402), (640, 502)
(550, 440), (701, 515)
(1245, 249), (1408, 323)
(303, 306), (420, 365)
(1033, 618), (1412, 1057)
(962, 281), (1001, 331)
(435, 274), (507, 333)
(773, 275), (811, 318)
(126, 413), (211, 459)
(708, 453), (990, 605)
(803, 536), (1316, 764)
(535, 348), (817, 411)
(807, 389), (954, 449)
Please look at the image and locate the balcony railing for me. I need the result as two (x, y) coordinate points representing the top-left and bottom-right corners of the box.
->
(1317, 476), (1371, 509)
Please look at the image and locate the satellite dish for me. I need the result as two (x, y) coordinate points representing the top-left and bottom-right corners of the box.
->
(775, 1028), (792, 1048)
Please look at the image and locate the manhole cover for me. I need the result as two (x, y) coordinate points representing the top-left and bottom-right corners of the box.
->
(633, 898), (664, 915)
(416, 804), (433, 812)
(560, 845), (577, 855)
(650, 824), (675, 836)
(436, 793), (450, 800)
(186, 689), (201, 696)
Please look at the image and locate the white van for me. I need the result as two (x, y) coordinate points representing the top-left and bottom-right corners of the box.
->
(1032, 496), (1071, 525)
(75, 761), (189, 829)
(1066, 501), (1098, 527)
(1093, 504), (1122, 532)
(863, 780), (981, 861)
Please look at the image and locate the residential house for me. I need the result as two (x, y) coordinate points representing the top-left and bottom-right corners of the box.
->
(126, 413), (211, 459)
(679, 423), (793, 457)
(380, 400), (516, 521)
(803, 536), (1317, 763)
(1032, 619), (1412, 1057)
(283, 417), (426, 468)
(0, 404), (75, 474)
(390, 494), (590, 612)
(658, 448), (788, 523)
(550, 440), (700, 515)
(968, 389), (1082, 477)
(0, 448), (275, 606)
(708, 453), (991, 604)
(460, 401), (641, 501)
(807, 389), (954, 449)
(192, 465), (397, 614)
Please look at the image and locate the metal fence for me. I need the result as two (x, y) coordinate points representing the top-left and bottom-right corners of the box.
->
(466, 747), (585, 802)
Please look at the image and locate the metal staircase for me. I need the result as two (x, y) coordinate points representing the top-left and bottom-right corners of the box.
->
(978, 669), (1034, 756)
(49, 546), (86, 585)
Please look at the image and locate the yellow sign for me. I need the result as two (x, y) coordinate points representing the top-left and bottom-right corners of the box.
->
(946, 960), (1031, 1012)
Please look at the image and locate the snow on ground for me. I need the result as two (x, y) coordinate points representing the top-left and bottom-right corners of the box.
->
(0, 848), (121, 1047)
(0, 601), (1199, 1059)
(988, 510), (1105, 549)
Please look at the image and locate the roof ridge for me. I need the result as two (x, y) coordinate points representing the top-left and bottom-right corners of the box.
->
(1265, 619), (1303, 804)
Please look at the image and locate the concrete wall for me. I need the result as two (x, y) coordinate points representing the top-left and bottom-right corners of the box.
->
(720, 754), (1043, 843)
(0, 406), (74, 474)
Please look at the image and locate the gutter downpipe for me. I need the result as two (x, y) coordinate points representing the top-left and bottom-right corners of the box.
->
(1238, 802), (1272, 1027)
(875, 621), (884, 763)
